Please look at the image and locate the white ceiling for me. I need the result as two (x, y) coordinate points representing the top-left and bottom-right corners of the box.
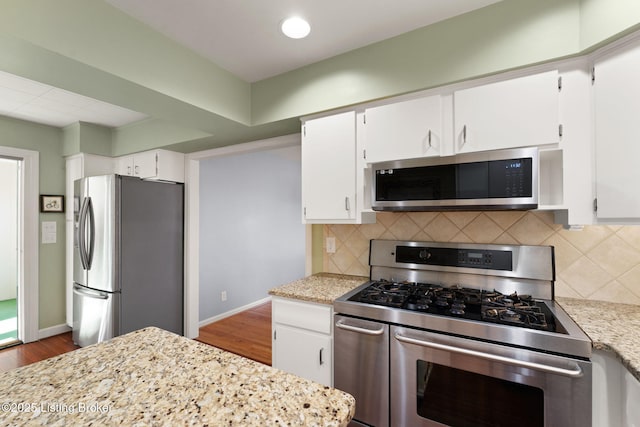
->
(0, 70), (147, 128)
(105, 0), (503, 82)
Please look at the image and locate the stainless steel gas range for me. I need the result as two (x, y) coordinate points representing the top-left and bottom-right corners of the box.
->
(334, 240), (592, 427)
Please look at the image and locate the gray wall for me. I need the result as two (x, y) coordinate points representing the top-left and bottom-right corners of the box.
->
(198, 144), (305, 321)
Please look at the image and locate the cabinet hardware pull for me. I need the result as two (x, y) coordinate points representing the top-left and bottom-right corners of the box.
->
(345, 197), (350, 211)
(394, 333), (583, 378)
(462, 125), (467, 145)
(319, 348), (324, 365)
(127, 166), (132, 175)
(428, 130), (432, 148)
(336, 319), (385, 335)
(134, 165), (140, 175)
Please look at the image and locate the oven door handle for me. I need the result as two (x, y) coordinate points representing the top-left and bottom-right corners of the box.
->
(394, 333), (583, 378)
(336, 319), (385, 336)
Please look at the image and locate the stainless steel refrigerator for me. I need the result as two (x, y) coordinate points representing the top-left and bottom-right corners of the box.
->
(72, 174), (184, 347)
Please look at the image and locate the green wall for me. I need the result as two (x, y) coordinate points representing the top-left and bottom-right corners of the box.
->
(0, 116), (65, 329)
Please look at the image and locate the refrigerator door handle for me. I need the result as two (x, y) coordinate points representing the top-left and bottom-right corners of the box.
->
(86, 197), (96, 269)
(73, 284), (109, 300)
(77, 197), (89, 270)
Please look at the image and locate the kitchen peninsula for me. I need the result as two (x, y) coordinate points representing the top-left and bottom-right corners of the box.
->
(0, 328), (355, 426)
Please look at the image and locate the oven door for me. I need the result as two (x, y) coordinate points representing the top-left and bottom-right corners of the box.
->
(390, 326), (591, 427)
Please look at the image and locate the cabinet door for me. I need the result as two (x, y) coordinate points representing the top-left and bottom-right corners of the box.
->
(454, 70), (560, 153)
(302, 111), (356, 221)
(593, 44), (640, 219)
(273, 324), (332, 386)
(364, 95), (442, 163)
(132, 152), (158, 179)
(117, 156), (134, 176)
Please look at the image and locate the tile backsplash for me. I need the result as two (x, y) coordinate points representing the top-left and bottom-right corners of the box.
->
(323, 211), (640, 305)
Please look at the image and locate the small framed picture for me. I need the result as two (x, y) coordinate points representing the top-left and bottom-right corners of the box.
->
(40, 195), (65, 213)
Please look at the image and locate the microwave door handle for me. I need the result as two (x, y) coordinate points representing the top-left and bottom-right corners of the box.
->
(394, 333), (583, 378)
(86, 197), (96, 269)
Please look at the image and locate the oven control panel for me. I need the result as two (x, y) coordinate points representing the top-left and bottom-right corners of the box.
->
(396, 246), (513, 271)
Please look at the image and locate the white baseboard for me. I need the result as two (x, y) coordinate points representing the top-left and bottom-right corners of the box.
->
(38, 324), (72, 340)
(199, 296), (271, 328)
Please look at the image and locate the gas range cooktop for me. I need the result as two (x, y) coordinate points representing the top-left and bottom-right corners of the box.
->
(334, 240), (592, 359)
(350, 280), (556, 332)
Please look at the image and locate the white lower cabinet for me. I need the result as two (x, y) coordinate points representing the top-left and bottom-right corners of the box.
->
(592, 349), (640, 426)
(271, 297), (333, 386)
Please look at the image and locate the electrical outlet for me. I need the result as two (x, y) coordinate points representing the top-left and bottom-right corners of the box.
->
(326, 237), (336, 253)
(221, 291), (227, 301)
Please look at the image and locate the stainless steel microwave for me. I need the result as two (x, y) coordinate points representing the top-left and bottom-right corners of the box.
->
(371, 147), (538, 211)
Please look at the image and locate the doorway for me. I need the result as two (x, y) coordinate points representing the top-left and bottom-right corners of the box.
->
(0, 147), (39, 345)
(0, 158), (19, 347)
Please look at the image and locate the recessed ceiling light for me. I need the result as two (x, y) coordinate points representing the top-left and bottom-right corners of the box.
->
(281, 17), (311, 39)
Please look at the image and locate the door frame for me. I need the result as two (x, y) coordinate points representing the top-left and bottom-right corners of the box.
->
(0, 146), (39, 343)
(183, 133), (306, 339)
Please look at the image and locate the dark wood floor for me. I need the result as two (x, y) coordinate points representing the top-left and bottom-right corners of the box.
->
(196, 301), (272, 365)
(0, 301), (272, 373)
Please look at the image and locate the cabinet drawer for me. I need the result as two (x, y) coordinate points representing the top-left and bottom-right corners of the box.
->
(273, 297), (331, 334)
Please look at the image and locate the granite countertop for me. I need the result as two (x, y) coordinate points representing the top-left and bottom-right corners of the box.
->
(0, 327), (355, 426)
(268, 273), (368, 305)
(557, 297), (640, 382)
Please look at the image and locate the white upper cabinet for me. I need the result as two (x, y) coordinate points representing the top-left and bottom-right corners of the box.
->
(593, 42), (640, 220)
(117, 149), (185, 183)
(453, 70), (561, 153)
(302, 111), (374, 223)
(364, 95), (443, 163)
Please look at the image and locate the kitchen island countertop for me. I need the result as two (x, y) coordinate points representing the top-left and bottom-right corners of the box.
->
(268, 273), (367, 305)
(0, 327), (355, 426)
(557, 297), (640, 382)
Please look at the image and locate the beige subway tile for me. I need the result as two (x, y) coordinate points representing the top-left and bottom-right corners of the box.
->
(586, 235), (640, 277)
(485, 211), (526, 230)
(558, 256), (613, 298)
(406, 212), (439, 229)
(492, 232), (520, 245)
(442, 211), (480, 229)
(329, 224), (356, 244)
(616, 226), (640, 252)
(343, 229), (370, 258)
(462, 213), (503, 243)
(376, 212), (401, 228)
(332, 246), (358, 273)
(557, 225), (612, 253)
(507, 213), (554, 245)
(424, 214), (460, 242)
(543, 233), (582, 273)
(358, 221), (388, 240)
(450, 231), (474, 243)
(588, 281), (640, 305)
(554, 278), (582, 299)
(388, 215), (421, 240)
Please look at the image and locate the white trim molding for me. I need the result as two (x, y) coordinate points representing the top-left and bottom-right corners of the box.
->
(0, 146), (39, 343)
(199, 296), (271, 328)
(38, 324), (71, 340)
(184, 133), (301, 338)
